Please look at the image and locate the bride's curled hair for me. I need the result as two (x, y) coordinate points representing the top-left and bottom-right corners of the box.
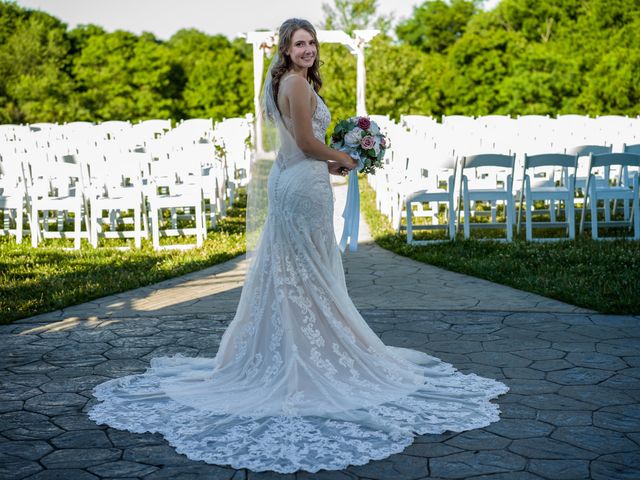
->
(270, 18), (323, 109)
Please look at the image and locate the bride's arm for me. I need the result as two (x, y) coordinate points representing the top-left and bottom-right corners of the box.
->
(284, 76), (356, 170)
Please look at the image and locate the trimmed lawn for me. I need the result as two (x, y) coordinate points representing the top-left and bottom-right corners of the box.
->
(0, 194), (247, 324)
(360, 178), (640, 314)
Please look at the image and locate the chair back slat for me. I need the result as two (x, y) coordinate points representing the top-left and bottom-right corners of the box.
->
(623, 143), (640, 155)
(463, 153), (515, 169)
(524, 153), (578, 169)
(590, 152), (640, 168)
(567, 144), (611, 156)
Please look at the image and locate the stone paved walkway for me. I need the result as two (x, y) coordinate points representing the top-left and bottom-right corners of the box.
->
(1, 182), (638, 480)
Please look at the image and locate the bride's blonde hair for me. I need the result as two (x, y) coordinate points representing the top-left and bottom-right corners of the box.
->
(270, 18), (323, 108)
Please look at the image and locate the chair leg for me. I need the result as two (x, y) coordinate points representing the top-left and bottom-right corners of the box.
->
(632, 192), (640, 239)
(506, 199), (513, 242)
(568, 197), (576, 240)
(151, 206), (160, 250)
(448, 199), (455, 240)
(526, 198), (533, 241)
(406, 201), (413, 244)
(58, 211), (64, 232)
(171, 208), (177, 229)
(134, 206), (142, 248)
(623, 198), (630, 222)
(16, 207), (23, 244)
(516, 190), (524, 235)
(91, 208), (99, 248)
(463, 195), (471, 239)
(591, 191), (599, 240)
(31, 207), (39, 248)
(141, 198), (150, 239)
(195, 203), (204, 248)
(74, 207), (81, 250)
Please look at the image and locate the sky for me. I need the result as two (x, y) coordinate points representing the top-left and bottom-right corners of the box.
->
(14, 0), (502, 40)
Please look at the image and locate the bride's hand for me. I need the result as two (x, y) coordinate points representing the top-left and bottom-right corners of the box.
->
(328, 161), (349, 177)
(338, 151), (357, 171)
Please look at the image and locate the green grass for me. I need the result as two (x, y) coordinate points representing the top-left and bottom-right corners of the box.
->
(0, 193), (247, 324)
(360, 178), (640, 314)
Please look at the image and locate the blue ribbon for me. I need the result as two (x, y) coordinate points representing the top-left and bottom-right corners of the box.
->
(338, 154), (364, 253)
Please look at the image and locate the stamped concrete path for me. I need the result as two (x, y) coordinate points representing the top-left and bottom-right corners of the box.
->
(1, 181), (638, 480)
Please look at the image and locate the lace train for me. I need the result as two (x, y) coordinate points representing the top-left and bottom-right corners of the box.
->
(88, 351), (508, 473)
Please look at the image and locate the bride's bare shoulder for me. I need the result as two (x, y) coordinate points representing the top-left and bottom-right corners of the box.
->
(279, 75), (312, 98)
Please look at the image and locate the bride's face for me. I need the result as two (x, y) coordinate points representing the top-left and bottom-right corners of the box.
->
(286, 28), (317, 71)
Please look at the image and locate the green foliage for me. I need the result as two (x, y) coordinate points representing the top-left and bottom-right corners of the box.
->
(181, 43), (253, 121)
(396, 0), (479, 53)
(322, 0), (390, 35)
(367, 36), (446, 119)
(0, 2), (75, 122)
(320, 43), (357, 132)
(72, 31), (183, 121)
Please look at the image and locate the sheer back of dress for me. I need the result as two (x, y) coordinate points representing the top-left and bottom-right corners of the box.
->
(263, 73), (329, 170)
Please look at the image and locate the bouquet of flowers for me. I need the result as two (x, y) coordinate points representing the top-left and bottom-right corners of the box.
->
(330, 116), (388, 174)
(329, 116), (390, 253)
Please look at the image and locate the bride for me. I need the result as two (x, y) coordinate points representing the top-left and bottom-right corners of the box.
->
(88, 18), (509, 474)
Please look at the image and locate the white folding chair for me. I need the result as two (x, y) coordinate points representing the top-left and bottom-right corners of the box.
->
(178, 142), (226, 229)
(460, 153), (516, 241)
(567, 144), (614, 221)
(216, 117), (254, 205)
(30, 154), (90, 249)
(88, 151), (147, 249)
(622, 144), (640, 185)
(405, 155), (458, 244)
(147, 153), (206, 250)
(580, 152), (640, 240)
(518, 153), (578, 241)
(0, 150), (29, 243)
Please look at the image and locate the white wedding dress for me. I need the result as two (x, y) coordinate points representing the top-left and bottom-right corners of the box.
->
(88, 88), (509, 474)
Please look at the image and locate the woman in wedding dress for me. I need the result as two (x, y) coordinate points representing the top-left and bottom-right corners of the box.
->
(88, 18), (509, 474)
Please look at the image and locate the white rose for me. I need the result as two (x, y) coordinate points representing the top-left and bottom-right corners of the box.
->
(344, 127), (363, 147)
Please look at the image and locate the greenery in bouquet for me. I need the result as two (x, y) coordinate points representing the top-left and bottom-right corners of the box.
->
(330, 116), (388, 175)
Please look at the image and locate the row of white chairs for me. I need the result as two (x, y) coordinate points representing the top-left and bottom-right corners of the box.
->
(0, 116), (254, 250)
(369, 114), (640, 242)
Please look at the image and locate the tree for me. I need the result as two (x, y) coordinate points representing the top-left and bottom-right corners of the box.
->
(72, 31), (180, 121)
(181, 45), (252, 121)
(396, 0), (479, 54)
(0, 4), (76, 122)
(366, 36), (447, 118)
(322, 0), (391, 35)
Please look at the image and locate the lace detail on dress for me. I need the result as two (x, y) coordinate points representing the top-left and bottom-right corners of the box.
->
(87, 87), (509, 474)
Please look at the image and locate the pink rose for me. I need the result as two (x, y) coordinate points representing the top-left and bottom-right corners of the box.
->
(380, 137), (387, 148)
(360, 135), (375, 150)
(357, 117), (371, 130)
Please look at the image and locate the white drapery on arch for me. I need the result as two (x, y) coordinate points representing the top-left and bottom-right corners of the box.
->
(245, 29), (379, 156)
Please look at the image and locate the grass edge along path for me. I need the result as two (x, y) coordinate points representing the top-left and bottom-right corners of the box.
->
(359, 177), (640, 315)
(0, 195), (247, 324)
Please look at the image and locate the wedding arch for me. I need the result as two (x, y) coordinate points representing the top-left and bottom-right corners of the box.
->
(245, 29), (379, 154)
